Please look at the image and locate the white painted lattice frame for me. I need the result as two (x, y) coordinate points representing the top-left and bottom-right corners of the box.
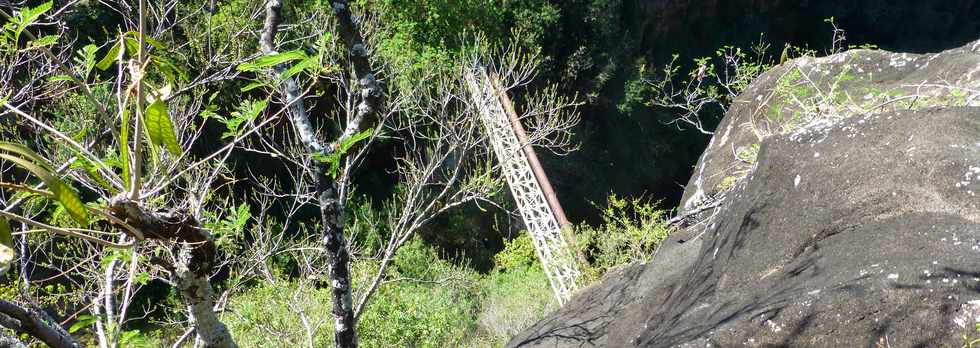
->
(464, 67), (580, 304)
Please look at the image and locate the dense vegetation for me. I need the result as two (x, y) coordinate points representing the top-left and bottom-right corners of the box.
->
(0, 1), (679, 347)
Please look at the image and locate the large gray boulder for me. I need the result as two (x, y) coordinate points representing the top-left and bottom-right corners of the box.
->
(510, 40), (980, 347)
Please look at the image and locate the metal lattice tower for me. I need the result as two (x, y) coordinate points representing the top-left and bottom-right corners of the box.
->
(464, 67), (580, 304)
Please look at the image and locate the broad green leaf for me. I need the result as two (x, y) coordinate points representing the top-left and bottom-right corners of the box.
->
(0, 217), (12, 249)
(71, 153), (113, 191)
(96, 40), (121, 71)
(0, 142), (53, 171)
(143, 100), (182, 155)
(240, 82), (266, 92)
(80, 44), (99, 78)
(47, 74), (73, 82)
(122, 36), (139, 56)
(12, 1), (52, 43)
(0, 153), (88, 225)
(120, 106), (130, 189)
(281, 57), (318, 80)
(314, 128), (374, 178)
(220, 99), (267, 139)
(237, 50), (308, 72)
(68, 314), (98, 334)
(338, 127), (374, 154)
(0, 217), (12, 274)
(121, 31), (165, 51)
(27, 34), (58, 48)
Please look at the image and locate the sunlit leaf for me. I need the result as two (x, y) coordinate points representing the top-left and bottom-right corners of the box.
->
(0, 152), (88, 225)
(12, 1), (52, 44)
(338, 128), (374, 154)
(27, 34), (58, 48)
(71, 154), (113, 191)
(143, 100), (182, 156)
(79, 44), (99, 78)
(0, 217), (13, 274)
(0, 142), (53, 171)
(47, 74), (73, 82)
(121, 31), (165, 51)
(119, 106), (130, 188)
(219, 99), (267, 139)
(240, 82), (266, 92)
(281, 57), (318, 80)
(313, 128), (374, 178)
(96, 40), (121, 71)
(237, 50), (308, 72)
(68, 314), (98, 334)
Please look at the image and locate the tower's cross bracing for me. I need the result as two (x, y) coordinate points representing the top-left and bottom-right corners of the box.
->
(464, 67), (580, 304)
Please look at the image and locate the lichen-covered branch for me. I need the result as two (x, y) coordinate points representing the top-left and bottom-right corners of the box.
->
(0, 300), (79, 348)
(260, 0), (324, 154)
(259, 1), (363, 347)
(107, 198), (237, 348)
(330, 0), (382, 146)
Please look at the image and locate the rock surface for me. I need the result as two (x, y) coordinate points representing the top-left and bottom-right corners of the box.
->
(510, 40), (980, 347)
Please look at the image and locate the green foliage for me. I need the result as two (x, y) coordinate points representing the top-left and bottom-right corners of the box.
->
(313, 128), (374, 178)
(68, 314), (98, 334)
(0, 217), (12, 274)
(357, 240), (481, 347)
(224, 280), (335, 347)
(227, 242), (482, 348)
(204, 98), (268, 140)
(143, 99), (182, 156)
(95, 38), (121, 70)
(576, 194), (672, 280)
(492, 233), (537, 272)
(236, 50), (309, 72)
(200, 202), (251, 254)
(473, 235), (557, 345)
(3, 1), (52, 46)
(0, 142), (89, 225)
(357, 276), (479, 348)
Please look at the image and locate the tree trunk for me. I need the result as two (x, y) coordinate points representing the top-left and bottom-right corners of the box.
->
(316, 175), (358, 347)
(259, 1), (381, 346)
(107, 198), (237, 348)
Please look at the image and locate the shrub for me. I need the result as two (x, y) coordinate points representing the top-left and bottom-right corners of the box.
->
(460, 232), (558, 347)
(223, 280), (334, 347)
(225, 239), (482, 348)
(474, 264), (557, 345)
(576, 194), (672, 280)
(492, 233), (538, 272)
(356, 238), (482, 347)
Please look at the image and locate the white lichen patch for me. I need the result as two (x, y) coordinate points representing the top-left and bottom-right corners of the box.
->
(957, 166), (980, 189)
(953, 300), (980, 329)
(766, 320), (783, 333)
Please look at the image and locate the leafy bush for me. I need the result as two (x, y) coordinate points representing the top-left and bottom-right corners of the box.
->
(357, 238), (481, 347)
(226, 239), (482, 348)
(451, 232), (557, 347)
(224, 280), (334, 348)
(358, 278), (479, 348)
(492, 233), (538, 272)
(474, 263), (557, 346)
(576, 194), (672, 280)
